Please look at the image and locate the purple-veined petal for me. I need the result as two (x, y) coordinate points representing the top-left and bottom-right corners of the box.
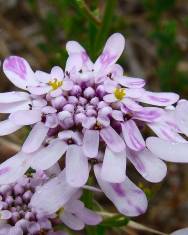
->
(138, 91), (179, 106)
(66, 145), (89, 187)
(127, 148), (167, 183)
(133, 107), (164, 123)
(60, 212), (85, 231)
(0, 91), (30, 103)
(22, 122), (49, 153)
(74, 207), (102, 226)
(0, 119), (22, 136)
(83, 130), (99, 158)
(175, 100), (188, 136)
(115, 76), (145, 88)
(9, 109), (42, 125)
(148, 122), (186, 143)
(94, 33), (125, 73)
(146, 137), (188, 163)
(30, 171), (77, 214)
(0, 101), (31, 113)
(0, 152), (31, 184)
(3, 56), (38, 90)
(101, 147), (126, 183)
(122, 98), (143, 112)
(122, 120), (145, 151)
(100, 126), (125, 153)
(94, 165), (147, 217)
(31, 140), (68, 170)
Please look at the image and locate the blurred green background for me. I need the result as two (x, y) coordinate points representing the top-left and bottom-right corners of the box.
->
(0, 0), (188, 234)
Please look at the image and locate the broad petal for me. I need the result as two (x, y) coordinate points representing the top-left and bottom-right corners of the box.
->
(126, 88), (143, 99)
(51, 66), (64, 80)
(133, 107), (164, 123)
(22, 122), (49, 153)
(83, 130), (99, 158)
(65, 54), (83, 74)
(121, 120), (145, 151)
(0, 91), (29, 103)
(9, 109), (42, 125)
(138, 91), (179, 106)
(148, 122), (186, 143)
(66, 145), (89, 187)
(115, 76), (145, 88)
(63, 80), (73, 91)
(103, 80), (117, 93)
(122, 98), (143, 111)
(101, 147), (126, 183)
(60, 212), (84, 231)
(103, 94), (117, 103)
(100, 126), (125, 152)
(28, 86), (51, 95)
(35, 70), (51, 83)
(94, 33), (125, 73)
(0, 119), (22, 136)
(31, 140), (68, 170)
(0, 152), (31, 184)
(175, 101), (188, 136)
(75, 207), (102, 226)
(0, 101), (31, 113)
(146, 137), (188, 162)
(94, 165), (147, 217)
(30, 171), (77, 214)
(127, 148), (167, 183)
(3, 56), (38, 89)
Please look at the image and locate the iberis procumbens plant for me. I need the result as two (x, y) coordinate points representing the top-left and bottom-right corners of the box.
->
(0, 33), (188, 234)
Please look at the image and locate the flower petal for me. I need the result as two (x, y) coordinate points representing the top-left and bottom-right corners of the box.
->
(0, 101), (31, 113)
(121, 120), (145, 151)
(133, 107), (164, 123)
(94, 33), (125, 73)
(22, 122), (49, 153)
(3, 56), (38, 89)
(103, 94), (117, 103)
(138, 91), (179, 106)
(100, 126), (125, 152)
(94, 165), (147, 217)
(0, 119), (22, 136)
(51, 66), (64, 80)
(9, 109), (42, 125)
(31, 140), (68, 170)
(171, 228), (188, 235)
(101, 147), (126, 183)
(0, 91), (29, 103)
(0, 152), (31, 184)
(28, 86), (51, 95)
(148, 122), (186, 143)
(175, 101), (188, 136)
(60, 212), (84, 231)
(127, 148), (167, 183)
(83, 130), (99, 158)
(122, 98), (143, 111)
(30, 171), (77, 214)
(146, 137), (188, 162)
(66, 145), (89, 187)
(115, 76), (145, 88)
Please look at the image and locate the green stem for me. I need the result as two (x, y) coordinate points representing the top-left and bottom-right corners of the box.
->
(75, 0), (101, 26)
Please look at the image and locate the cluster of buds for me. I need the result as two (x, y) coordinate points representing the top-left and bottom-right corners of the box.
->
(0, 33), (188, 234)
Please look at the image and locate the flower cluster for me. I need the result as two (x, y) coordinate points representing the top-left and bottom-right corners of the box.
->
(0, 170), (101, 235)
(0, 33), (188, 233)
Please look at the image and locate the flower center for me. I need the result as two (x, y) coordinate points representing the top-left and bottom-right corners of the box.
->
(114, 88), (126, 100)
(49, 79), (63, 90)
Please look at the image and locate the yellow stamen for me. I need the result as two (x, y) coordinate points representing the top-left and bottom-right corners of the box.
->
(114, 88), (126, 100)
(49, 79), (63, 90)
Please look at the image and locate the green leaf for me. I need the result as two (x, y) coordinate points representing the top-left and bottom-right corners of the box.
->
(100, 215), (129, 228)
